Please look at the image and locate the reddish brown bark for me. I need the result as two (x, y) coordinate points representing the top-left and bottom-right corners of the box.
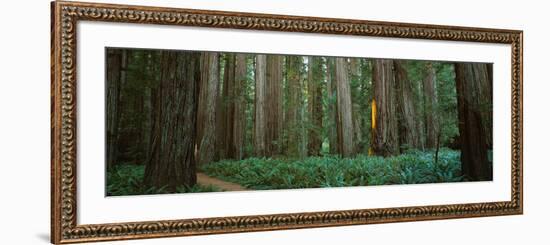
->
(307, 56), (323, 156)
(335, 57), (354, 157)
(455, 62), (492, 181)
(394, 60), (421, 150)
(144, 51), (200, 189)
(197, 52), (220, 166)
(266, 55), (284, 156)
(372, 59), (399, 156)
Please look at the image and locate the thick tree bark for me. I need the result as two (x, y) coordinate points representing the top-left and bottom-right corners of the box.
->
(423, 62), (439, 148)
(254, 55), (267, 156)
(394, 60), (421, 150)
(144, 51), (199, 189)
(307, 56), (323, 156)
(285, 56), (303, 157)
(266, 55), (284, 156)
(197, 52), (220, 166)
(106, 49), (123, 169)
(483, 64), (493, 149)
(372, 59), (399, 156)
(455, 62), (492, 181)
(231, 54), (247, 160)
(326, 58), (338, 155)
(220, 54), (236, 159)
(335, 58), (354, 157)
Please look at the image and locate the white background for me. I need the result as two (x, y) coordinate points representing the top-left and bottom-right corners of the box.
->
(0, 0), (547, 244)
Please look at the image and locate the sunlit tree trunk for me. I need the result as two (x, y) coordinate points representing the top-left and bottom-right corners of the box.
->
(254, 55), (267, 156)
(144, 51), (200, 189)
(394, 60), (421, 150)
(307, 56), (323, 156)
(335, 57), (354, 157)
(266, 55), (284, 156)
(197, 52), (220, 166)
(372, 59), (399, 156)
(455, 62), (492, 181)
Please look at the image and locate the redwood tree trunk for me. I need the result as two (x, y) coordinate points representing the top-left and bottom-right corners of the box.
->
(307, 56), (323, 156)
(106, 49), (123, 169)
(285, 56), (302, 157)
(423, 62), (439, 148)
(326, 58), (338, 155)
(372, 59), (399, 156)
(231, 54), (247, 160)
(144, 51), (200, 189)
(197, 52), (220, 166)
(266, 55), (284, 156)
(221, 54), (236, 159)
(335, 57), (354, 157)
(394, 60), (421, 150)
(455, 62), (492, 181)
(349, 58), (363, 154)
(254, 55), (267, 157)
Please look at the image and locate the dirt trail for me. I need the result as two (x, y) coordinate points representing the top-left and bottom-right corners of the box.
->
(196, 173), (248, 191)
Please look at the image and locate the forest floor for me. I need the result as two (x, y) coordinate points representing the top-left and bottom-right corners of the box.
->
(197, 172), (248, 191)
(200, 148), (465, 190)
(107, 149), (466, 196)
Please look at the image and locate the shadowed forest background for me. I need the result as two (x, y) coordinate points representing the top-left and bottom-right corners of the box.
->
(105, 48), (493, 196)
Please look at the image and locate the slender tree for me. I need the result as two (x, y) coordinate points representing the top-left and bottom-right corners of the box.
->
(232, 54), (247, 160)
(106, 49), (124, 169)
(197, 52), (220, 166)
(326, 58), (338, 154)
(266, 55), (284, 156)
(254, 55), (267, 156)
(423, 62), (439, 148)
(455, 62), (492, 181)
(372, 59), (399, 156)
(307, 56), (324, 156)
(394, 60), (422, 150)
(144, 51), (200, 189)
(221, 54), (236, 159)
(349, 58), (363, 154)
(285, 56), (303, 157)
(335, 57), (354, 157)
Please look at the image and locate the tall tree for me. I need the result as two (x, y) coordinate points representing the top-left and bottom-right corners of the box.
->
(349, 58), (363, 154)
(285, 56), (303, 157)
(372, 59), (399, 156)
(220, 54), (236, 159)
(307, 56), (324, 156)
(266, 55), (284, 156)
(455, 62), (492, 181)
(231, 54), (247, 160)
(335, 57), (354, 157)
(197, 52), (220, 166)
(254, 55), (267, 156)
(106, 49), (125, 169)
(394, 60), (421, 150)
(423, 62), (439, 148)
(144, 51), (200, 189)
(326, 58), (338, 154)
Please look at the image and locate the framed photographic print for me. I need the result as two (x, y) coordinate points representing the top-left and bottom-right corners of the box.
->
(51, 0), (523, 243)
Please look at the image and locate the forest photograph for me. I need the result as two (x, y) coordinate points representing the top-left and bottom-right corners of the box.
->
(105, 47), (493, 196)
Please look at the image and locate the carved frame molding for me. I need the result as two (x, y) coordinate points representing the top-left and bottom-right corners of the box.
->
(51, 1), (523, 243)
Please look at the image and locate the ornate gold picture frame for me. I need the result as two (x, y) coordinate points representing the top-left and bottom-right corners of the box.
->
(51, 0), (523, 243)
